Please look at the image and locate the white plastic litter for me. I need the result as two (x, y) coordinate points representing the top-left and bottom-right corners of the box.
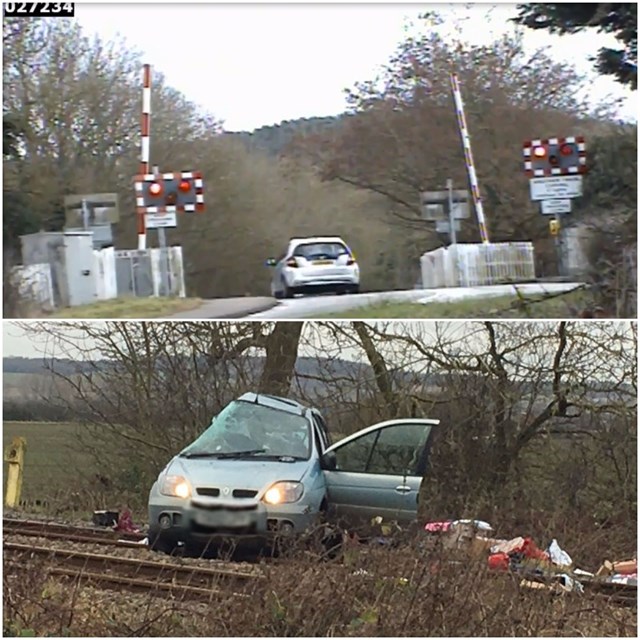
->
(557, 573), (584, 593)
(609, 574), (638, 586)
(451, 519), (493, 532)
(548, 539), (572, 567)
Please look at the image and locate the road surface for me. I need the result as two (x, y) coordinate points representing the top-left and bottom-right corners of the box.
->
(246, 282), (585, 319)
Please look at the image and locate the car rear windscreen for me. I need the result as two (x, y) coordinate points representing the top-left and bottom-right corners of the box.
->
(293, 243), (349, 260)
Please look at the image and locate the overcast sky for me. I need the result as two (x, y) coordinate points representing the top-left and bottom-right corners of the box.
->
(71, 1), (636, 131)
(2, 320), (453, 360)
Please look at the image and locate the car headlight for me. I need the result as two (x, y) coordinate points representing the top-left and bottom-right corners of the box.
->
(263, 481), (304, 505)
(160, 475), (192, 499)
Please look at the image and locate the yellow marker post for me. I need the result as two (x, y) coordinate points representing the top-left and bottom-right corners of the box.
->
(4, 437), (26, 509)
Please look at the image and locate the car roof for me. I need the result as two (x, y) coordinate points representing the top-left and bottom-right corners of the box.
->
(237, 392), (310, 416)
(288, 236), (347, 245)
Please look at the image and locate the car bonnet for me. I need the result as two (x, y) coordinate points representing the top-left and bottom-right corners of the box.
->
(167, 456), (314, 493)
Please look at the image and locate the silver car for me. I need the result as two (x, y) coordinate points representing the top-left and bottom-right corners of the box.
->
(266, 236), (360, 298)
(148, 392), (438, 555)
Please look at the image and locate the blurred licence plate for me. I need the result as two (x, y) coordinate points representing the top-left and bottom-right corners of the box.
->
(312, 260), (333, 265)
(195, 509), (252, 528)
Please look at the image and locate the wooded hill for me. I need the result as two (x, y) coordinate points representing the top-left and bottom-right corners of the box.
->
(3, 10), (636, 309)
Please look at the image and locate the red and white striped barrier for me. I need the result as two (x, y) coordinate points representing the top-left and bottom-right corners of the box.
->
(450, 73), (490, 244)
(138, 64), (152, 249)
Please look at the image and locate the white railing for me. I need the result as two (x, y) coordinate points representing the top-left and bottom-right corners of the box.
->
(421, 243), (536, 288)
(150, 246), (186, 298)
(93, 246), (118, 300)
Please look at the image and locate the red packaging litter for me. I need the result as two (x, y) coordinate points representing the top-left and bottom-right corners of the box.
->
(521, 537), (550, 562)
(488, 552), (510, 571)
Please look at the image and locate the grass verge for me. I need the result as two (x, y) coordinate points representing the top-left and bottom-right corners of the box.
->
(321, 289), (591, 319)
(49, 296), (202, 319)
(3, 421), (93, 505)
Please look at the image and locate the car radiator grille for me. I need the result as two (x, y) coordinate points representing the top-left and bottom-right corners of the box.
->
(195, 487), (259, 498)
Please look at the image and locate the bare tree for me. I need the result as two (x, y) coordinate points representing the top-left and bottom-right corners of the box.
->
(16, 321), (303, 495)
(13, 320), (635, 518)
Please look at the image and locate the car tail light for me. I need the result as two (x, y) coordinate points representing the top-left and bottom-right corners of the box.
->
(286, 257), (298, 268)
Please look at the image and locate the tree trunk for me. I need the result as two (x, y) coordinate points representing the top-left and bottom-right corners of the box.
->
(353, 322), (398, 415)
(258, 322), (303, 397)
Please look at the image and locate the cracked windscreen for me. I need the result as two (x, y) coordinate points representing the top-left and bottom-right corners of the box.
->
(181, 400), (311, 460)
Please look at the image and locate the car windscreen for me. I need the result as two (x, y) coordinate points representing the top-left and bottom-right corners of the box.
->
(292, 242), (350, 260)
(181, 400), (311, 460)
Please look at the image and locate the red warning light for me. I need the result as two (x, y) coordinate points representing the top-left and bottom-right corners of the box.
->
(148, 182), (162, 196)
(533, 146), (546, 158)
(178, 180), (191, 193)
(559, 143), (573, 156)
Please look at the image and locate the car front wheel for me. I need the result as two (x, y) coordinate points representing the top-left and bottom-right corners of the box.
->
(148, 529), (178, 555)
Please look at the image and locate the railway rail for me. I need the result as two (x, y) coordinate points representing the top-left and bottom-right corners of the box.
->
(3, 517), (147, 547)
(4, 541), (260, 601)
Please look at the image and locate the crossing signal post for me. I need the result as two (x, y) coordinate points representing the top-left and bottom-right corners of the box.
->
(133, 169), (205, 295)
(523, 136), (588, 277)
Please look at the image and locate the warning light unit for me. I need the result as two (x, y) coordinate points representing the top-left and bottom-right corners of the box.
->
(134, 171), (205, 215)
(522, 136), (587, 177)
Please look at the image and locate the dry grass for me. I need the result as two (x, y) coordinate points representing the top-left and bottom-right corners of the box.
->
(3, 536), (636, 637)
(320, 290), (592, 319)
(48, 296), (202, 319)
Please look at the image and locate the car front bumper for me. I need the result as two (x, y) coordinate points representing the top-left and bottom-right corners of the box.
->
(148, 496), (318, 549)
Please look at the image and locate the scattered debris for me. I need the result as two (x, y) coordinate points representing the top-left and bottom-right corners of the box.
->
(113, 508), (141, 534)
(596, 558), (637, 586)
(92, 510), (119, 528)
(421, 516), (636, 603)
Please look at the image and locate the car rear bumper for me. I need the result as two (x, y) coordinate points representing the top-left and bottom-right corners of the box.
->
(292, 282), (357, 295)
(285, 269), (359, 288)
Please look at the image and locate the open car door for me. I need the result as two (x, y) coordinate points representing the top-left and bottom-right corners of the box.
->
(321, 418), (439, 529)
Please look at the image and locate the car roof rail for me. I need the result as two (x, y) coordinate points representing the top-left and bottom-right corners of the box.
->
(239, 392), (306, 415)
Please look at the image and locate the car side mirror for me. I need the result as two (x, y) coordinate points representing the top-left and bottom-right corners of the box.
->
(321, 451), (337, 471)
(265, 258), (277, 267)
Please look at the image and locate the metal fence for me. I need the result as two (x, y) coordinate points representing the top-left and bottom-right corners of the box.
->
(114, 247), (186, 298)
(115, 250), (155, 298)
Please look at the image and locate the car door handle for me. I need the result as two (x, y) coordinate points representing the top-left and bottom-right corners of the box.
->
(395, 485), (412, 494)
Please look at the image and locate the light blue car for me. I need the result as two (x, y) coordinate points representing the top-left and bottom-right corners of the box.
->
(148, 392), (438, 555)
